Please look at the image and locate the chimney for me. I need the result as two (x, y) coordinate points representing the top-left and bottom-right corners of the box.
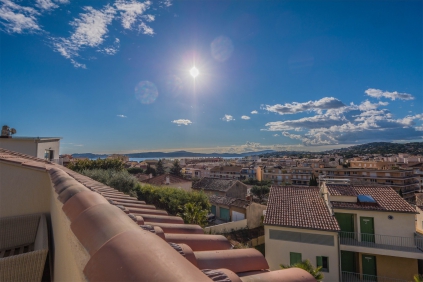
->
(149, 173), (152, 179)
(166, 176), (170, 185)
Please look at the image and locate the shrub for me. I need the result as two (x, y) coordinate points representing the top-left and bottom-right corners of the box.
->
(137, 185), (210, 216)
(68, 158), (125, 171)
(127, 167), (144, 174)
(79, 169), (139, 197)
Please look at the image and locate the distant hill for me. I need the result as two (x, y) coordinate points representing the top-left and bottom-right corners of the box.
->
(323, 142), (423, 157)
(259, 142), (423, 158)
(72, 150), (275, 159)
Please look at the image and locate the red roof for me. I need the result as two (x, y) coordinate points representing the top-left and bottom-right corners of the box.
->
(0, 148), (316, 282)
(328, 184), (417, 213)
(264, 186), (340, 232)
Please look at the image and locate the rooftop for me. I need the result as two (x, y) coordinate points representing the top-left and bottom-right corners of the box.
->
(0, 148), (315, 282)
(209, 195), (250, 209)
(141, 173), (190, 186)
(192, 177), (242, 192)
(327, 184), (417, 213)
(264, 186), (340, 232)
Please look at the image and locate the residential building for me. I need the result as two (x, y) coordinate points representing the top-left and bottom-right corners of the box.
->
(0, 136), (61, 163)
(192, 177), (248, 199)
(208, 195), (250, 222)
(241, 165), (262, 181)
(263, 167), (292, 185)
(209, 165), (243, 180)
(141, 173), (192, 192)
(264, 181), (423, 282)
(0, 148), (315, 282)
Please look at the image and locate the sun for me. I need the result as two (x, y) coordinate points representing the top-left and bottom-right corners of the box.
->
(190, 66), (199, 78)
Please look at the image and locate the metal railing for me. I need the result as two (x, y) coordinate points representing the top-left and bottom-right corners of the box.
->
(340, 231), (423, 253)
(342, 271), (408, 282)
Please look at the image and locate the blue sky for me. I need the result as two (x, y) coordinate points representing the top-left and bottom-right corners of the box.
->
(0, 0), (422, 154)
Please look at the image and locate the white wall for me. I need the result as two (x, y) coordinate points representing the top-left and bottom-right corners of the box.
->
(265, 225), (340, 282)
(333, 208), (416, 238)
(0, 139), (37, 157)
(36, 140), (61, 160)
(0, 162), (51, 217)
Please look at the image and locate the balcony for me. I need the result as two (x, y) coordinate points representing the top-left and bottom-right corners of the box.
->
(340, 231), (423, 254)
(342, 271), (408, 282)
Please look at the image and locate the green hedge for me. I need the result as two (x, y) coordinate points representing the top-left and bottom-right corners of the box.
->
(68, 158), (125, 171)
(79, 169), (138, 197)
(137, 185), (210, 216)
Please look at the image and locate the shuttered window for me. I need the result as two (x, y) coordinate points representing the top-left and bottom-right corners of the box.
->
(317, 256), (329, 272)
(290, 252), (302, 265)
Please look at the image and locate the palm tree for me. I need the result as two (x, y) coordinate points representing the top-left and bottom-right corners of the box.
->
(414, 274), (423, 282)
(178, 202), (208, 227)
(280, 259), (324, 281)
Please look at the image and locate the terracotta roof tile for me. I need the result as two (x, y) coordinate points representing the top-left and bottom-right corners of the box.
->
(328, 184), (416, 213)
(1, 148), (315, 281)
(141, 173), (190, 185)
(193, 178), (241, 192)
(208, 195), (250, 208)
(264, 186), (340, 231)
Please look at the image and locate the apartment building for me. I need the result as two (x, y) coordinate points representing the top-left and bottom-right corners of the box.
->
(264, 182), (423, 282)
(209, 165), (243, 180)
(262, 167), (292, 185)
(240, 166), (262, 181)
(263, 165), (419, 201)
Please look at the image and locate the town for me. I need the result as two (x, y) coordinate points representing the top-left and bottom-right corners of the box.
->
(1, 129), (422, 281)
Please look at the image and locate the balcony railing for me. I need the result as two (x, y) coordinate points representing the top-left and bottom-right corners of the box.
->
(342, 271), (408, 282)
(340, 231), (423, 253)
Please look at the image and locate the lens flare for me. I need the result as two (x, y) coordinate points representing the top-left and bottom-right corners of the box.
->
(135, 81), (158, 104)
(211, 36), (234, 62)
(190, 67), (199, 78)
(164, 75), (183, 96)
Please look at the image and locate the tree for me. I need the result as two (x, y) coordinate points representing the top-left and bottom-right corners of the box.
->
(414, 274), (423, 282)
(170, 160), (182, 177)
(178, 202), (209, 227)
(309, 175), (318, 186)
(145, 164), (157, 177)
(156, 159), (165, 175)
(280, 259), (323, 281)
(250, 185), (270, 203)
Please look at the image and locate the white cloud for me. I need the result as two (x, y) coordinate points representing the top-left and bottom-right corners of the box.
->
(114, 0), (153, 34)
(251, 110), (258, 114)
(0, 0), (41, 33)
(171, 119), (192, 126)
(263, 97), (345, 115)
(365, 88), (414, 101)
(161, 0), (172, 7)
(265, 93), (423, 146)
(52, 5), (116, 67)
(36, 0), (58, 10)
(241, 115), (250, 120)
(117, 114), (127, 118)
(221, 115), (235, 122)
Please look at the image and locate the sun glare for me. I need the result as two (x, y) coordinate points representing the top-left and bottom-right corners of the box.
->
(190, 67), (199, 78)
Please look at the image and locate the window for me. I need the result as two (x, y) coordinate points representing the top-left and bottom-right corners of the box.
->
(317, 256), (329, 272)
(290, 252), (302, 265)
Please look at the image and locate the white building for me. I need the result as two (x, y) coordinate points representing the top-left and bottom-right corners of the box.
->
(264, 181), (422, 282)
(0, 136), (61, 163)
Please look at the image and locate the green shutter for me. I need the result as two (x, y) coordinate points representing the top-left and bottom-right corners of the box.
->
(316, 256), (322, 267)
(290, 252), (302, 265)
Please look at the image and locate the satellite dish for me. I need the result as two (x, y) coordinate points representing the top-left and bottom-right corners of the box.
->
(10, 128), (16, 135)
